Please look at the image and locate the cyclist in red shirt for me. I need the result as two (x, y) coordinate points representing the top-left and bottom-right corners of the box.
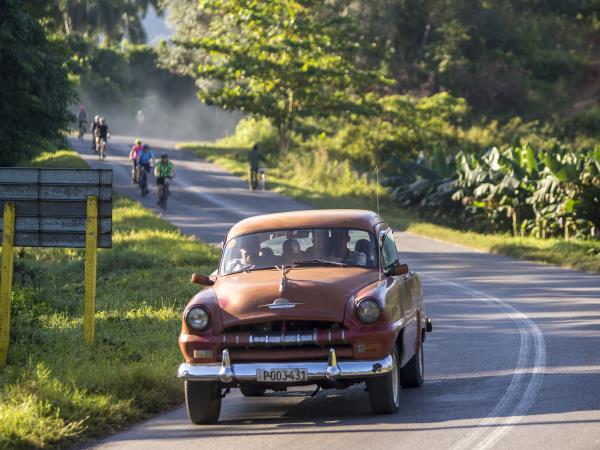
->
(129, 139), (143, 183)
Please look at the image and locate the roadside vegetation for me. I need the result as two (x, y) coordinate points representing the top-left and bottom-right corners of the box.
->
(6, 2), (598, 274)
(0, 151), (219, 449)
(178, 129), (600, 273)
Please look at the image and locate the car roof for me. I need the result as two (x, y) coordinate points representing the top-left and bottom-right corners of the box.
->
(227, 209), (382, 239)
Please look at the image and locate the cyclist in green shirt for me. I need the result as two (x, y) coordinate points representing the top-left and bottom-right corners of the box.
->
(154, 154), (175, 208)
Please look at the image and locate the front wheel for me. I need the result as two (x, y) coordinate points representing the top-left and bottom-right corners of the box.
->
(400, 343), (424, 388)
(366, 347), (400, 414)
(184, 380), (222, 424)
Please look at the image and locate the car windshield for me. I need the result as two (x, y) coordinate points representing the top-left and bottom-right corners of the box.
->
(220, 228), (378, 275)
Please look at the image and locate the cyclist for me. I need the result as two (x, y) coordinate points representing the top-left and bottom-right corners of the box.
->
(129, 139), (143, 183)
(137, 144), (156, 195)
(95, 117), (109, 158)
(90, 115), (100, 152)
(154, 153), (175, 208)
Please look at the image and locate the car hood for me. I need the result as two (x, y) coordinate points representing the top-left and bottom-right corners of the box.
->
(213, 267), (379, 327)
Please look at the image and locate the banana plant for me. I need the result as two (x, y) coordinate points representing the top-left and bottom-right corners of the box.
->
(384, 143), (599, 240)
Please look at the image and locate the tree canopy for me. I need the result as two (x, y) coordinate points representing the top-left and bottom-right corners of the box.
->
(164, 0), (385, 153)
(24, 0), (161, 44)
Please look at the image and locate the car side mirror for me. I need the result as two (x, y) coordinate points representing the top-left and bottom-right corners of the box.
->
(191, 273), (215, 286)
(387, 263), (409, 276)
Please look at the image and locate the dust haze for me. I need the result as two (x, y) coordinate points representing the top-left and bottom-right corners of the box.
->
(80, 93), (240, 142)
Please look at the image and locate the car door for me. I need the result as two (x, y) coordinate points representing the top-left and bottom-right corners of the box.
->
(380, 228), (419, 366)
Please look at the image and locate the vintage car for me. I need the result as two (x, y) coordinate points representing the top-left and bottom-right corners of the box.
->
(177, 209), (432, 424)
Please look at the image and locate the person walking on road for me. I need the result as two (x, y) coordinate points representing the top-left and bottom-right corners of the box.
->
(248, 144), (264, 190)
(129, 139), (143, 183)
(77, 106), (87, 139)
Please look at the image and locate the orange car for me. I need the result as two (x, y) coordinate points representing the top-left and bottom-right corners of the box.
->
(178, 209), (432, 423)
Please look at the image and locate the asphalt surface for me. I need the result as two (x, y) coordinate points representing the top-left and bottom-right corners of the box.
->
(71, 136), (600, 450)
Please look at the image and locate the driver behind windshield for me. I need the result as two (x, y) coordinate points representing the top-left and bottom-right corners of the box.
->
(240, 234), (261, 265)
(303, 229), (332, 260)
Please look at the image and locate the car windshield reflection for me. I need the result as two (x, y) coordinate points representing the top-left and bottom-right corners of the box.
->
(220, 227), (378, 275)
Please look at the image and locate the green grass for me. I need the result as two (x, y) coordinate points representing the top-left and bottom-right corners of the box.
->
(177, 141), (600, 273)
(24, 149), (90, 169)
(0, 151), (220, 449)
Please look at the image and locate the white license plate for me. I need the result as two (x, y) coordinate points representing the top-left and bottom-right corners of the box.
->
(256, 368), (308, 382)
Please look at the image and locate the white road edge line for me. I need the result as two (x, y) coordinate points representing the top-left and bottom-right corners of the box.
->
(423, 273), (546, 450)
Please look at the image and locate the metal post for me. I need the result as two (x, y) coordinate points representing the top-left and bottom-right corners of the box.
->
(83, 196), (98, 343)
(0, 202), (16, 366)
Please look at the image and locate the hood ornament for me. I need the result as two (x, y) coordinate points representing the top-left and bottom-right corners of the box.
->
(259, 297), (303, 310)
(275, 265), (293, 296)
(258, 266), (302, 310)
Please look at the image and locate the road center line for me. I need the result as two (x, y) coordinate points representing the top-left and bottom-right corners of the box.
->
(423, 273), (546, 450)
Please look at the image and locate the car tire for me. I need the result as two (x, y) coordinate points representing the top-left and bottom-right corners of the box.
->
(184, 380), (222, 424)
(400, 343), (424, 388)
(240, 385), (267, 397)
(367, 347), (400, 414)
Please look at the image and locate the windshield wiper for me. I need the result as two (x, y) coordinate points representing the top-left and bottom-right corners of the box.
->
(292, 259), (347, 267)
(226, 264), (277, 275)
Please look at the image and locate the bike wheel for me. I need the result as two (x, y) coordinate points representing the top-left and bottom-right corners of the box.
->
(162, 185), (169, 210)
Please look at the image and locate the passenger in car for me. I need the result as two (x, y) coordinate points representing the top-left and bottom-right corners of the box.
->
(282, 238), (301, 264)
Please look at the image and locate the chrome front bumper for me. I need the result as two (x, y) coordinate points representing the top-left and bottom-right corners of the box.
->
(177, 348), (394, 383)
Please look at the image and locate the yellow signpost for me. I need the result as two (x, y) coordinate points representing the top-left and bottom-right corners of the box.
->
(0, 202), (16, 366)
(83, 196), (98, 344)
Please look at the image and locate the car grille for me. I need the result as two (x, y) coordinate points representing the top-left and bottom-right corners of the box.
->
(222, 320), (348, 349)
(226, 320), (341, 333)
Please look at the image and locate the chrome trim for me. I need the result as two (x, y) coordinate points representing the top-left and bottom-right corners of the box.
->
(325, 348), (341, 380)
(342, 329), (346, 342)
(178, 349), (394, 383)
(248, 330), (317, 347)
(218, 349), (234, 383)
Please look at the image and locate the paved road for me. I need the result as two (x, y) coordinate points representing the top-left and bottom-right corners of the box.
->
(71, 135), (306, 243)
(71, 136), (600, 450)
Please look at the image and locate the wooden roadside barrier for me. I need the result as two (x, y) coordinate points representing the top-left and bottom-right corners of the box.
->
(0, 168), (112, 365)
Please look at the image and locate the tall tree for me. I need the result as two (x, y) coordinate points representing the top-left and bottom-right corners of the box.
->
(24, 0), (161, 44)
(164, 0), (384, 153)
(0, 0), (74, 165)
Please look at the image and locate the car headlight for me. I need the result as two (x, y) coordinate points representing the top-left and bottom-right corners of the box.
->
(356, 298), (381, 324)
(186, 306), (210, 331)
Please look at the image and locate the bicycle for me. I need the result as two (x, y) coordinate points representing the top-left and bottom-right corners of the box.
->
(157, 178), (171, 210)
(139, 165), (150, 196)
(131, 161), (138, 184)
(78, 122), (86, 140)
(96, 136), (107, 160)
(258, 168), (267, 191)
